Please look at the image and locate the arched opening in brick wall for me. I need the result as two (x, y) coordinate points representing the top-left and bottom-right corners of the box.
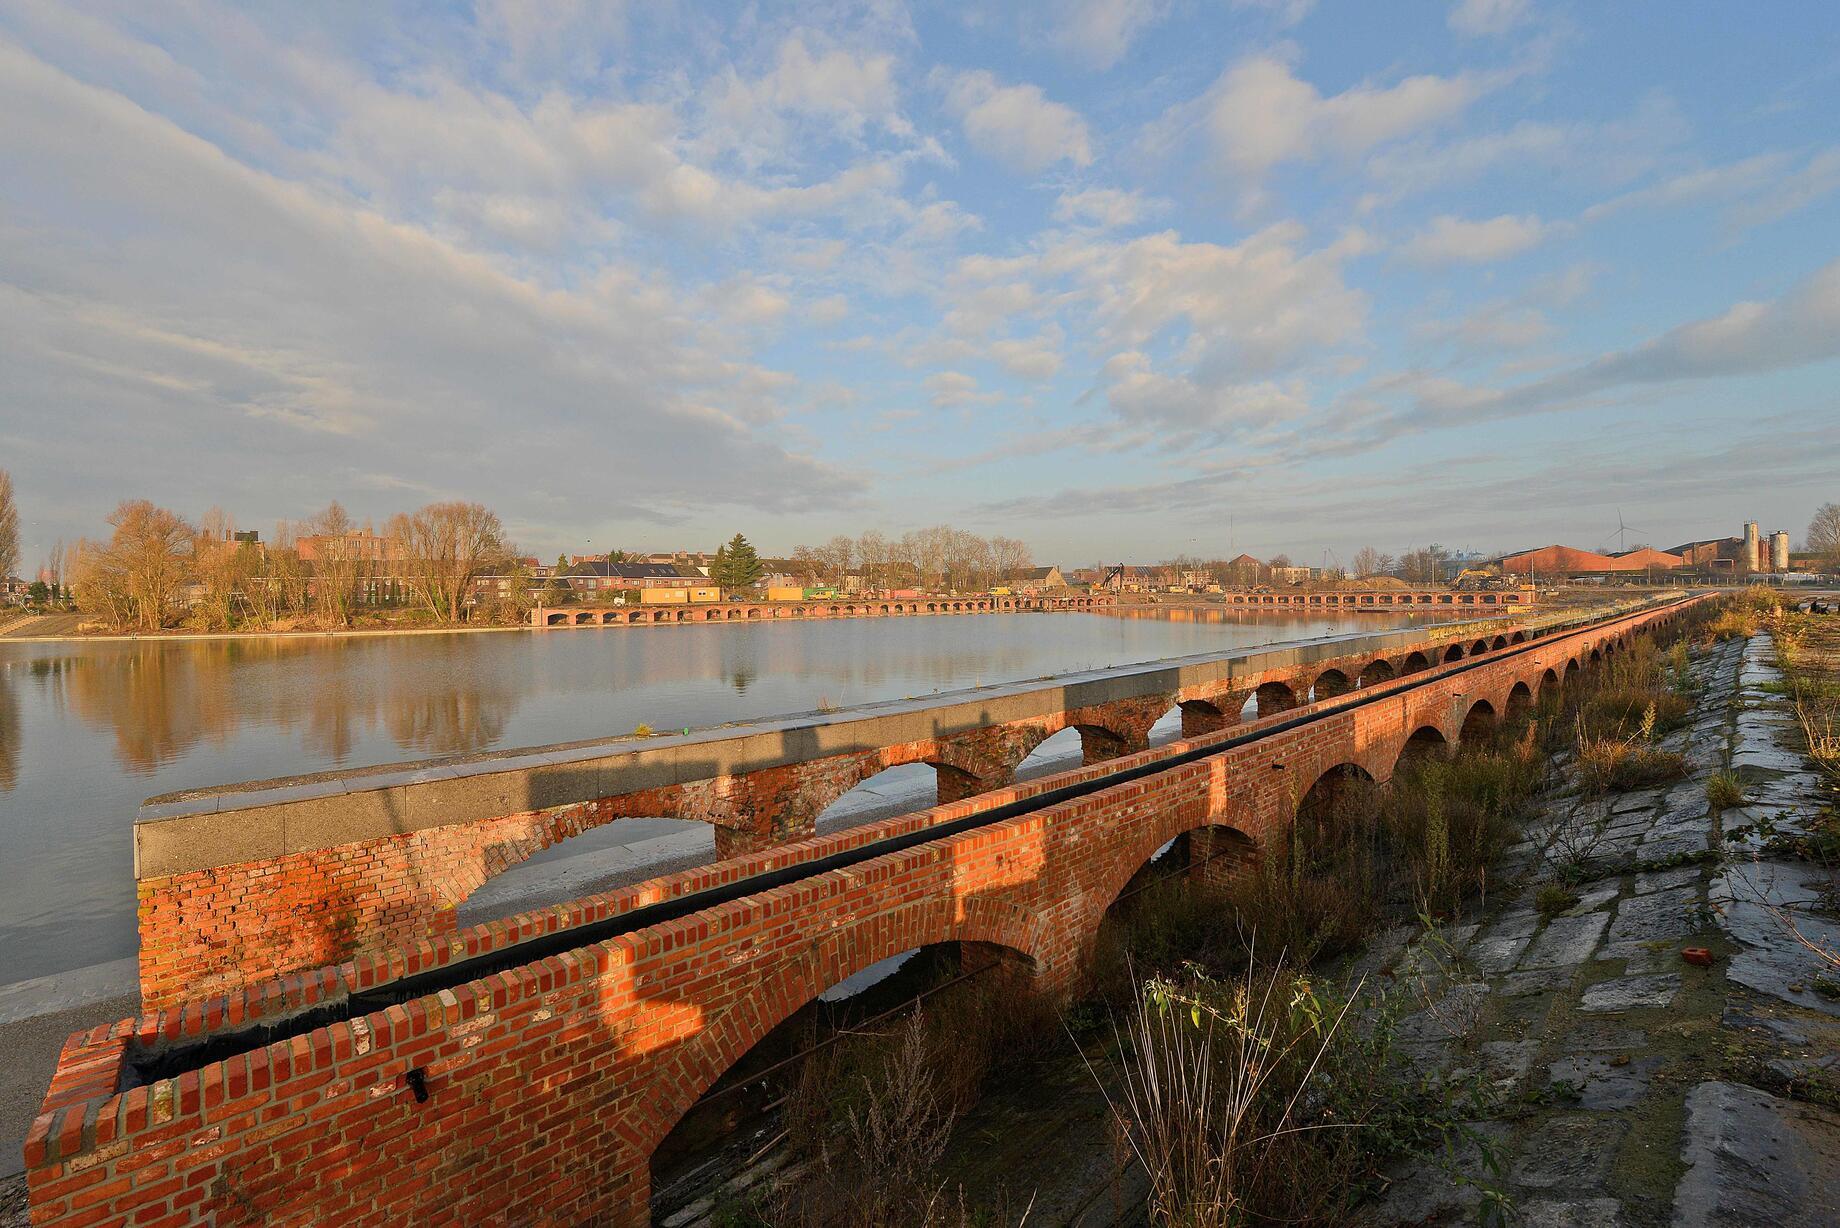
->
(812, 761), (983, 834)
(1015, 725), (1125, 781)
(1491, 635), (1509, 650)
(1458, 699), (1498, 745)
(1397, 725), (1450, 768)
(1170, 698), (1234, 740)
(648, 936), (1040, 1221)
(1311, 668), (1351, 702)
(1441, 644), (1465, 663)
(1296, 763), (1379, 832)
(1400, 650), (1431, 675)
(1564, 659), (1581, 685)
(1148, 704), (1185, 746)
(1505, 681), (1534, 727)
(1510, 630), (1527, 644)
(1470, 639), (1490, 656)
(1245, 681), (1298, 720)
(1358, 658), (1396, 688)
(451, 814), (713, 930)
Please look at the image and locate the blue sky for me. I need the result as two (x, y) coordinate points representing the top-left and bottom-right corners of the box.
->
(2, 0), (1837, 570)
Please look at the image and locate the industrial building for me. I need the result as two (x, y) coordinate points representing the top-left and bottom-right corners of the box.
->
(1667, 521), (1791, 575)
(1492, 520), (1796, 580)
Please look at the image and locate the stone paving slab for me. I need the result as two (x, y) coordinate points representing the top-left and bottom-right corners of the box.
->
(1520, 912), (1611, 969)
(1579, 972), (1681, 1012)
(1671, 1081), (1840, 1228)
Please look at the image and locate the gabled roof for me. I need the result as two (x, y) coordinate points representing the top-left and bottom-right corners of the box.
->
(564, 561), (683, 580)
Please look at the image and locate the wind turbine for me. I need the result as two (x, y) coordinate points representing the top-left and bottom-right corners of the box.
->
(1608, 508), (1647, 554)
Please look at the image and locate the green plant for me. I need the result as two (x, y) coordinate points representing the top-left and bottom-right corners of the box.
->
(1096, 963), (1506, 1228)
(1534, 884), (1580, 918)
(1706, 773), (1746, 812)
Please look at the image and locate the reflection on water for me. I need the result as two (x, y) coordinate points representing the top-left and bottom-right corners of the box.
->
(0, 661), (16, 791)
(0, 609), (1420, 983)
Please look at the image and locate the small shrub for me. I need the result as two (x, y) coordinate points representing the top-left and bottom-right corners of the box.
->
(1706, 773), (1746, 812)
(1534, 884), (1580, 918)
(631, 722), (653, 736)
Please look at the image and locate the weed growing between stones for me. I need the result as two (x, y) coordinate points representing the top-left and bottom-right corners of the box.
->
(1705, 772), (1747, 812)
(1100, 962), (1507, 1228)
(1534, 883), (1580, 918)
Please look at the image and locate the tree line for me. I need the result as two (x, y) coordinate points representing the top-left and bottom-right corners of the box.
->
(786, 526), (1033, 591)
(57, 498), (517, 632)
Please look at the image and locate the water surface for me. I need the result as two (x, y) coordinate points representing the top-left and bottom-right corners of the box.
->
(0, 609), (1421, 984)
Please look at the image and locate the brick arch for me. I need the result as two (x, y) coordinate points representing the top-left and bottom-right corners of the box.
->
(1400, 650), (1431, 675)
(1393, 723), (1451, 770)
(1252, 679), (1299, 716)
(1312, 667), (1352, 701)
(1459, 698), (1498, 743)
(1358, 657), (1396, 687)
(1174, 697), (1235, 738)
(635, 896), (1053, 1161)
(1441, 643), (1465, 663)
(1083, 816), (1262, 933)
(1505, 680), (1534, 723)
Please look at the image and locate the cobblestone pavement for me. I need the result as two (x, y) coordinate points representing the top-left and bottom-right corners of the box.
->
(1365, 634), (1840, 1228)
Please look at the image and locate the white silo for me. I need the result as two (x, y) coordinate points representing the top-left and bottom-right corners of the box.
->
(1771, 530), (1790, 572)
(1743, 521), (1761, 571)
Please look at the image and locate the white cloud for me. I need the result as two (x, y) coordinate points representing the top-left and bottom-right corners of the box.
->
(1203, 54), (1484, 181)
(939, 70), (1094, 173)
(1050, 0), (1164, 70)
(925, 370), (1000, 407)
(808, 295), (851, 325)
(1364, 94), (1689, 204)
(1448, 0), (1531, 37)
(989, 328), (1066, 381)
(1403, 213), (1552, 264)
(0, 40), (858, 535)
(1085, 224), (1372, 374)
(1583, 147), (1840, 232)
(1053, 187), (1150, 228)
(1417, 302), (1553, 350)
(1228, 0), (1318, 27)
(1101, 353), (1312, 437)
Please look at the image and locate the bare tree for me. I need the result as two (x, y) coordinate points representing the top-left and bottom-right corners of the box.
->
(303, 501), (363, 627)
(46, 539), (65, 599)
(390, 501), (509, 623)
(0, 469), (18, 581)
(856, 530), (889, 588)
(1808, 502), (1840, 566)
(192, 507), (251, 630)
(71, 501), (193, 631)
(1350, 546), (1384, 578)
(991, 535), (1032, 583)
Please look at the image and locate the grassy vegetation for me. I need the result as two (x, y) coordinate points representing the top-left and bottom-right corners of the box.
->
(1706, 772), (1746, 812)
(1106, 963), (1502, 1228)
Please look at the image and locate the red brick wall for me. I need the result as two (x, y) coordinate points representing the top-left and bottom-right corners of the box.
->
(133, 622), (1554, 1010)
(30, 601), (1697, 1227)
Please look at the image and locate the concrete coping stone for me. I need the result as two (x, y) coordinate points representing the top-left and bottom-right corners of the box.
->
(136, 618), (1490, 823)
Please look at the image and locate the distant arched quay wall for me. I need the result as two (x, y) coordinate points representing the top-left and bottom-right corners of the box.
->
(28, 595), (1703, 1228)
